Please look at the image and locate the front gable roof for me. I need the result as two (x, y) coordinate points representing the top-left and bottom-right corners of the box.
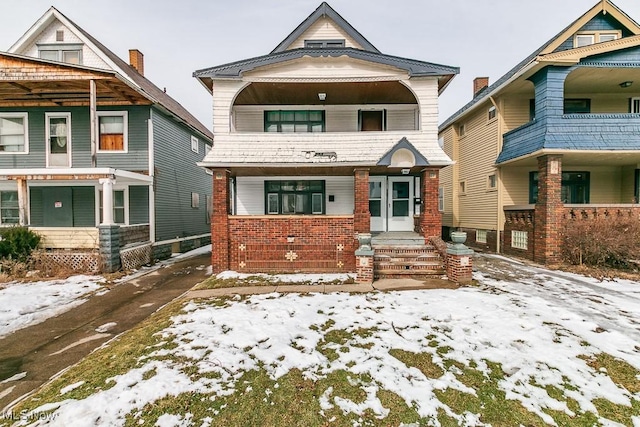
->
(8, 7), (213, 141)
(439, 0), (640, 131)
(377, 137), (430, 167)
(271, 2), (379, 54)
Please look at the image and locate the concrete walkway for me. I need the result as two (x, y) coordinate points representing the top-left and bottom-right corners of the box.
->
(0, 257), (458, 411)
(0, 253), (212, 411)
(184, 277), (458, 299)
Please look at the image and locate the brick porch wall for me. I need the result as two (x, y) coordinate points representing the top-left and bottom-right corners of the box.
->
(420, 168), (442, 239)
(228, 216), (356, 272)
(503, 209), (535, 260)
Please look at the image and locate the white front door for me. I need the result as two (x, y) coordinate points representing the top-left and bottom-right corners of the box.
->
(369, 176), (386, 232)
(387, 176), (414, 232)
(46, 113), (72, 167)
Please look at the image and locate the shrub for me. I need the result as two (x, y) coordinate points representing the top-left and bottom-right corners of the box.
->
(563, 215), (640, 269)
(0, 226), (41, 263)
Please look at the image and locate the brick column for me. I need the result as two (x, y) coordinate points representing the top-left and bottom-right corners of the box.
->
(534, 155), (563, 265)
(355, 233), (374, 284)
(211, 169), (230, 273)
(354, 168), (370, 234)
(420, 168), (441, 240)
(447, 231), (474, 284)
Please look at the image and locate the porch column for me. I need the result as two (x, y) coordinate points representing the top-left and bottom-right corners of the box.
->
(99, 178), (115, 225)
(90, 79), (97, 167)
(420, 168), (441, 240)
(17, 178), (28, 226)
(211, 168), (230, 273)
(534, 155), (563, 265)
(353, 168), (370, 234)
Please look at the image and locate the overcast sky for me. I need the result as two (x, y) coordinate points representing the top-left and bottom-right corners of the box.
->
(1, 0), (640, 127)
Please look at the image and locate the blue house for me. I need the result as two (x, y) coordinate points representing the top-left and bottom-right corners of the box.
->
(438, 0), (640, 264)
(0, 8), (213, 271)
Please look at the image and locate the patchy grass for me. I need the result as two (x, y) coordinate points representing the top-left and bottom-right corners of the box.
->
(11, 295), (640, 427)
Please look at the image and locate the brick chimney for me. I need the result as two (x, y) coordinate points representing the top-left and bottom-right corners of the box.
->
(129, 49), (144, 76)
(473, 77), (489, 97)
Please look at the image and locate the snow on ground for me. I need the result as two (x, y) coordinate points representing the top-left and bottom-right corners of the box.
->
(20, 254), (640, 426)
(0, 245), (212, 338)
(217, 270), (355, 284)
(0, 276), (103, 339)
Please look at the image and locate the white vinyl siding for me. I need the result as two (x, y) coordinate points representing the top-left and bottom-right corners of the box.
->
(232, 105), (418, 133)
(287, 17), (363, 50)
(235, 176), (354, 215)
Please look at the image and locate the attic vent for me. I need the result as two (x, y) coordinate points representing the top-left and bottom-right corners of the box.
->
(304, 39), (345, 48)
(56, 30), (64, 42)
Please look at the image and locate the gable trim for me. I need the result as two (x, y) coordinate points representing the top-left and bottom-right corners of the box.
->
(271, 2), (379, 53)
(377, 137), (431, 167)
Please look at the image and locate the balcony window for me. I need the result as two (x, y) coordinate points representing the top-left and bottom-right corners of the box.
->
(359, 110), (386, 131)
(0, 113), (28, 153)
(264, 180), (325, 214)
(264, 110), (324, 133)
(529, 171), (590, 204)
(564, 99), (590, 114)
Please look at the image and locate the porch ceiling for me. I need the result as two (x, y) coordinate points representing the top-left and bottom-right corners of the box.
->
(234, 81), (417, 105)
(499, 150), (640, 167)
(0, 78), (151, 107)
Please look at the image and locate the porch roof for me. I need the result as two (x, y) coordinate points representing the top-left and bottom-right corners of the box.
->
(0, 168), (153, 184)
(197, 133), (453, 168)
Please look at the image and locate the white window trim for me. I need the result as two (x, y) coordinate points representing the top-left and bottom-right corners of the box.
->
(459, 180), (467, 196)
(191, 192), (200, 209)
(573, 30), (621, 48)
(95, 185), (129, 226)
(45, 112), (72, 168)
(204, 144), (212, 175)
(0, 190), (20, 225)
(486, 174), (497, 192)
(0, 112), (29, 154)
(191, 135), (199, 154)
(488, 106), (497, 122)
(96, 111), (128, 153)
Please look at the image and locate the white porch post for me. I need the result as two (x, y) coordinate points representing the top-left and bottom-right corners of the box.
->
(90, 79), (97, 167)
(17, 178), (28, 226)
(99, 178), (115, 225)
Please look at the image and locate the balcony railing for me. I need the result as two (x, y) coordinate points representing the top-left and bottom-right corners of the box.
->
(500, 113), (640, 162)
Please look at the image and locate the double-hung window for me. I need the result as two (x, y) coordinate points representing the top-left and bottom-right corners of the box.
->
(97, 112), (127, 152)
(0, 113), (28, 153)
(0, 191), (19, 224)
(265, 111), (325, 133)
(99, 189), (126, 224)
(265, 180), (325, 215)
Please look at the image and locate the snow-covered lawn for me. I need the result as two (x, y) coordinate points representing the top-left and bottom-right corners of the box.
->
(0, 276), (104, 339)
(12, 255), (640, 426)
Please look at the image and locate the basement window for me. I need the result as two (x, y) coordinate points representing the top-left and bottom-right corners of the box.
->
(476, 229), (487, 244)
(265, 180), (325, 215)
(511, 231), (528, 250)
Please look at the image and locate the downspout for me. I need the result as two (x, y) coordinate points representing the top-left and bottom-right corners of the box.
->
(490, 95), (503, 254)
(148, 110), (156, 243)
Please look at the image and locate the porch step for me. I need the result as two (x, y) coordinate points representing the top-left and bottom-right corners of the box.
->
(373, 244), (445, 279)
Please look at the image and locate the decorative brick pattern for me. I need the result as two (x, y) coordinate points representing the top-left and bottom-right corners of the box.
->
(419, 168), (442, 240)
(211, 169), (230, 273)
(534, 155), (563, 265)
(353, 168), (370, 234)
(229, 216), (356, 272)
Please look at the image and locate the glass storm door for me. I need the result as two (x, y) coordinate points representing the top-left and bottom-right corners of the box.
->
(387, 177), (414, 232)
(46, 113), (71, 167)
(369, 176), (386, 232)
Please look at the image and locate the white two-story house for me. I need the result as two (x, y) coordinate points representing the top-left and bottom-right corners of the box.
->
(196, 2), (458, 276)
